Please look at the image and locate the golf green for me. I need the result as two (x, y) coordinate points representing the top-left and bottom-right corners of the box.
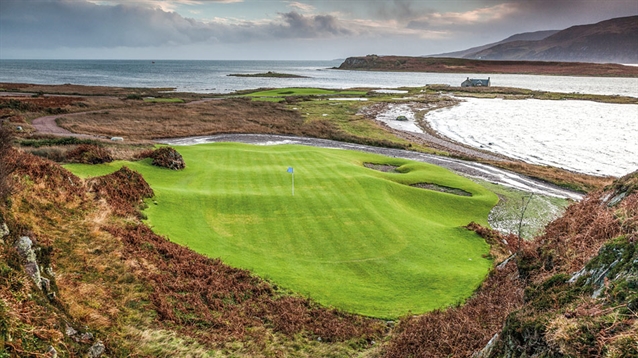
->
(66, 143), (498, 318)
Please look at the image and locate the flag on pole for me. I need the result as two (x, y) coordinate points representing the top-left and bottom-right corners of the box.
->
(287, 167), (294, 195)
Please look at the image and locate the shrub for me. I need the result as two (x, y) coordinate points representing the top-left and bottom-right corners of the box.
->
(66, 144), (113, 164)
(19, 136), (98, 148)
(28, 147), (67, 162)
(88, 166), (154, 217)
(150, 147), (185, 170)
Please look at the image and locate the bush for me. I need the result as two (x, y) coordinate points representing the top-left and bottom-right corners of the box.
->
(28, 147), (67, 162)
(66, 144), (113, 164)
(19, 136), (98, 148)
(150, 147), (185, 170)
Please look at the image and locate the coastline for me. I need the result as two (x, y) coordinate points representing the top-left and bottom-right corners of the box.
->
(336, 56), (638, 78)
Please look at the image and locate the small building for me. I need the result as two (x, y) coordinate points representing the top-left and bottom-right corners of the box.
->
(461, 77), (491, 87)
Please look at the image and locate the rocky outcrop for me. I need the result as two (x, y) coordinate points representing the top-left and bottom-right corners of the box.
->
(15, 236), (42, 288)
(14, 235), (57, 299)
(88, 341), (105, 358)
(486, 171), (638, 357)
(338, 55), (380, 69)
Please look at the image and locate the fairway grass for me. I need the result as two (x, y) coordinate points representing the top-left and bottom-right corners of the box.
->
(66, 143), (498, 318)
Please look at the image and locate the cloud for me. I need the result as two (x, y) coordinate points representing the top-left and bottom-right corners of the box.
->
(87, 0), (243, 12)
(406, 3), (517, 30)
(275, 12), (352, 37)
(287, 1), (315, 14)
(372, 0), (418, 21)
(2, 0), (636, 59)
(0, 0), (354, 49)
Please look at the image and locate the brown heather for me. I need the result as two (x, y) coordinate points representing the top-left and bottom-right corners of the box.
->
(383, 263), (524, 358)
(106, 224), (385, 346)
(381, 173), (637, 357)
(520, 189), (636, 283)
(66, 144), (114, 164)
(87, 166), (154, 218)
(1, 150), (384, 356)
(57, 98), (407, 149)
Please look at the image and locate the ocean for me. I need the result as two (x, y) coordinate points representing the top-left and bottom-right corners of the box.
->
(1, 59), (636, 177)
(1, 59), (637, 97)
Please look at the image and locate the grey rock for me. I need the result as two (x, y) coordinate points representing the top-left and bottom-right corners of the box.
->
(65, 324), (78, 337)
(473, 333), (499, 358)
(15, 236), (32, 255)
(0, 222), (9, 238)
(79, 332), (94, 343)
(41, 277), (51, 293)
(16, 236), (42, 287)
(88, 341), (105, 358)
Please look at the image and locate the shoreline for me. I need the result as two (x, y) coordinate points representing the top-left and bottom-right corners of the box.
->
(337, 56), (638, 78)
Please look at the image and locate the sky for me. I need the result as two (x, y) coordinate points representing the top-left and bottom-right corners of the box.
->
(1, 0), (637, 60)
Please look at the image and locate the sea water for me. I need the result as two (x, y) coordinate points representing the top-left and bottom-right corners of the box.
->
(425, 98), (638, 177)
(1, 59), (636, 177)
(1, 59), (637, 97)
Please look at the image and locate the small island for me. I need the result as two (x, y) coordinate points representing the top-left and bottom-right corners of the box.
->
(227, 71), (310, 78)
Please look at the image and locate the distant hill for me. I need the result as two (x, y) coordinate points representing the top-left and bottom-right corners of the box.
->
(463, 16), (638, 63)
(337, 55), (638, 77)
(429, 30), (559, 59)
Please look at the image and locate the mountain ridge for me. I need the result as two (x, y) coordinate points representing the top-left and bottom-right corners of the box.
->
(428, 16), (638, 63)
(428, 30), (559, 59)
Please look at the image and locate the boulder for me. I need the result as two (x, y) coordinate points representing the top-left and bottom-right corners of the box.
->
(88, 341), (105, 358)
(0, 222), (9, 238)
(15, 236), (42, 287)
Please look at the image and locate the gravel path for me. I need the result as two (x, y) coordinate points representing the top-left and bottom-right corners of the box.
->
(32, 112), (99, 138)
(159, 134), (584, 200)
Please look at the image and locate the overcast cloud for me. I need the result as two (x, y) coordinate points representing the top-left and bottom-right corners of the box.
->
(1, 0), (636, 59)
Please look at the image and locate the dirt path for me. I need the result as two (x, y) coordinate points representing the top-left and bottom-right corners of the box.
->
(32, 112), (99, 138)
(30, 97), (219, 136)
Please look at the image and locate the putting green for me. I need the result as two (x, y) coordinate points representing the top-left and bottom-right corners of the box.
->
(66, 143), (498, 318)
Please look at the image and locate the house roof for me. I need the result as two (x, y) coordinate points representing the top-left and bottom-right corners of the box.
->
(464, 78), (490, 86)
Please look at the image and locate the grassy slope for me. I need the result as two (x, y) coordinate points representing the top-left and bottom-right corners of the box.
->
(66, 143), (498, 318)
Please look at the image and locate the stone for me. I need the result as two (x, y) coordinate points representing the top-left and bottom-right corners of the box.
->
(46, 346), (57, 358)
(16, 236), (42, 287)
(0, 222), (9, 238)
(88, 341), (105, 358)
(65, 324), (78, 337)
(79, 332), (94, 343)
(472, 333), (499, 358)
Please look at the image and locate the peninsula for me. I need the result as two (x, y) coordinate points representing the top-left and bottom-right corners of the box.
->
(337, 55), (638, 77)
